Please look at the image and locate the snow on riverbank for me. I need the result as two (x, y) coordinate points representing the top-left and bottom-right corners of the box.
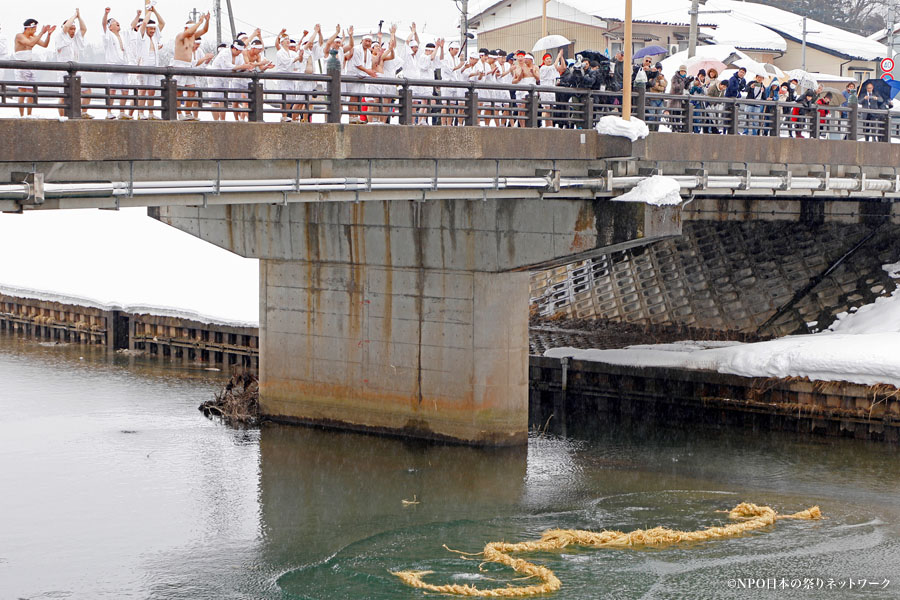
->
(0, 209), (259, 326)
(546, 269), (900, 387)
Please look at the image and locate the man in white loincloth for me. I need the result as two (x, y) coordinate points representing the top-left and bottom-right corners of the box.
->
(53, 9), (90, 118)
(137, 1), (166, 119)
(14, 19), (55, 117)
(101, 8), (130, 119)
(173, 13), (210, 120)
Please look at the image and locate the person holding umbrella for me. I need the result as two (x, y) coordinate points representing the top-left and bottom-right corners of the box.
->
(860, 81), (883, 142)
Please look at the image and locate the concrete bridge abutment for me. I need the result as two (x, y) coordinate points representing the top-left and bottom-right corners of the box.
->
(157, 192), (679, 445)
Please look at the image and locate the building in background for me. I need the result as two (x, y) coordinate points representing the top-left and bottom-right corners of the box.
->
(466, 0), (714, 58)
(468, 0), (884, 83)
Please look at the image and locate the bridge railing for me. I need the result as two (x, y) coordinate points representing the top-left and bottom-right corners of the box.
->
(0, 59), (895, 141)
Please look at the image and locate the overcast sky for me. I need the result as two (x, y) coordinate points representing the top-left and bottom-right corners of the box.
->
(2, 0), (462, 41)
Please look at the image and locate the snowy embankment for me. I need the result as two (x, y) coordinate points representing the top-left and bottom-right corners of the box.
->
(546, 264), (900, 388)
(0, 209), (259, 327)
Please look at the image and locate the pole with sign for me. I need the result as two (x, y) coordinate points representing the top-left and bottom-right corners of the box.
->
(622, 0), (633, 121)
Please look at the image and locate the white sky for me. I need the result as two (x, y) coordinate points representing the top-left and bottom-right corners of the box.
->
(1, 0), (462, 42)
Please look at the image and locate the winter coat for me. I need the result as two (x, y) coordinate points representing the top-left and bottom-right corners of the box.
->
(745, 83), (764, 101)
(859, 91), (882, 110)
(724, 74), (746, 98)
(650, 74), (667, 94)
(669, 73), (688, 95)
(842, 89), (858, 107)
(707, 83), (725, 99)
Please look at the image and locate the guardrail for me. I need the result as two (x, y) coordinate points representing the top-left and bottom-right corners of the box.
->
(0, 58), (895, 141)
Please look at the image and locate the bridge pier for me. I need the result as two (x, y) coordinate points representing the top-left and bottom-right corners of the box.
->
(156, 196), (678, 445)
(261, 259), (529, 444)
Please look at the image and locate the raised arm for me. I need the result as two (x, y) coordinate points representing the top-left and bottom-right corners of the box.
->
(140, 5), (149, 36)
(342, 26), (354, 54)
(410, 22), (419, 45)
(102, 7), (110, 33)
(152, 6), (166, 32)
(130, 9), (141, 32)
(75, 8), (87, 36)
(274, 28), (286, 51)
(36, 25), (55, 48)
(555, 49), (565, 74)
(196, 13), (211, 37)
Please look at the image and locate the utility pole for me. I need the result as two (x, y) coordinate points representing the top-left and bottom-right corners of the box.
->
(225, 0), (237, 40)
(188, 8), (200, 22)
(888, 2), (896, 63)
(688, 0), (699, 58)
(460, 0), (468, 50)
(623, 0), (633, 121)
(800, 17), (820, 72)
(214, 0), (222, 45)
(542, 0), (549, 38)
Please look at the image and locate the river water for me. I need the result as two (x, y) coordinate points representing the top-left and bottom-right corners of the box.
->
(1, 331), (898, 600)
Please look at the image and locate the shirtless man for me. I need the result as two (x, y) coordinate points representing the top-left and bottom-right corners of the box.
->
(14, 19), (55, 117)
(173, 13), (210, 119)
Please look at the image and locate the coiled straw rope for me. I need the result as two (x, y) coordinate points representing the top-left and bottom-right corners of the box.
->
(392, 503), (822, 597)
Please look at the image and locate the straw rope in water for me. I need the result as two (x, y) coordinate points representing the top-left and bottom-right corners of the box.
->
(392, 503), (822, 597)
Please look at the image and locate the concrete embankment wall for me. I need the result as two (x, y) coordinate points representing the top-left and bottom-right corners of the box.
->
(530, 357), (900, 443)
(0, 292), (258, 370)
(532, 221), (900, 337)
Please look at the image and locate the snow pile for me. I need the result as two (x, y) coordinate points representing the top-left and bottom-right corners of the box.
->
(545, 283), (900, 387)
(614, 175), (683, 206)
(0, 208), (259, 326)
(884, 262), (900, 279)
(596, 115), (650, 141)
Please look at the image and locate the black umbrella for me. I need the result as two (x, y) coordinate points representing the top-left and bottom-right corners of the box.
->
(859, 78), (894, 105)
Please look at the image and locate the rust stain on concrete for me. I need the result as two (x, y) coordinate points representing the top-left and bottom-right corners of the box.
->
(570, 202), (596, 253)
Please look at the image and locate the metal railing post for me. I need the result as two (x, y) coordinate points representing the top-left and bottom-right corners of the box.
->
(465, 85), (478, 126)
(771, 101), (781, 136)
(728, 100), (739, 135)
(248, 77), (264, 122)
(162, 73), (178, 121)
(883, 110), (892, 142)
(326, 52), (342, 124)
(582, 92), (594, 129)
(849, 104), (859, 141)
(684, 98), (694, 133)
(527, 87), (539, 128)
(399, 82), (413, 125)
(813, 107), (822, 139)
(64, 69), (81, 119)
(636, 86), (646, 120)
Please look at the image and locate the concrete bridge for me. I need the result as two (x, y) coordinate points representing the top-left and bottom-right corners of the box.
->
(2, 120), (899, 445)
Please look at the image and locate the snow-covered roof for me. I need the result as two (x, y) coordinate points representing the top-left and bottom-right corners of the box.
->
(468, 0), (714, 27)
(700, 12), (786, 53)
(868, 24), (900, 42)
(706, 0), (885, 61)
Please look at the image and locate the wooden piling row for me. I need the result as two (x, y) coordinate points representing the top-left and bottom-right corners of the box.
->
(0, 293), (259, 371)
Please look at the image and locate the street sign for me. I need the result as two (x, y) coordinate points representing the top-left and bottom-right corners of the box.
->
(883, 73), (894, 81)
(882, 57), (895, 72)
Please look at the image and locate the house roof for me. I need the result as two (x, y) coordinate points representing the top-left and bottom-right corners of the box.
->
(700, 12), (786, 53)
(706, 0), (885, 61)
(468, 0), (715, 28)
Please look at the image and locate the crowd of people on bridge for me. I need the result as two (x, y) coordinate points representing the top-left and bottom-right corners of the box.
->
(0, 1), (894, 137)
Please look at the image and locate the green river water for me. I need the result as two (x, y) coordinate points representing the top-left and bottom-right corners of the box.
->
(1, 332), (898, 599)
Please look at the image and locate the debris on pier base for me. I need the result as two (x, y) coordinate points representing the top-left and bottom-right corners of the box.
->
(393, 503), (822, 597)
(200, 371), (259, 425)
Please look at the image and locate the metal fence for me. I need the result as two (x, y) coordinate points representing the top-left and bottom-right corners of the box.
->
(0, 58), (896, 141)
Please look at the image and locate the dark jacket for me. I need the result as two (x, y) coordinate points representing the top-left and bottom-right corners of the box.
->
(745, 82), (764, 101)
(859, 91), (883, 110)
(724, 73), (746, 98)
(614, 59), (624, 88)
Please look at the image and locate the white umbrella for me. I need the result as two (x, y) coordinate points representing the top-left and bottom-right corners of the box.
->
(532, 35), (572, 53)
(785, 69), (819, 94)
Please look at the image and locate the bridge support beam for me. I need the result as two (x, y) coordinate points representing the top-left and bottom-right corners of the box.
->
(155, 195), (679, 445)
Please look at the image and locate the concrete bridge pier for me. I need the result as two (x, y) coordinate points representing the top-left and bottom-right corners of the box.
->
(156, 194), (679, 445)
